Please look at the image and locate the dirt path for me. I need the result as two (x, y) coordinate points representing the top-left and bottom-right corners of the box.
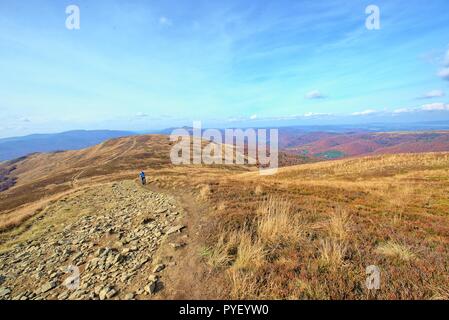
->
(140, 182), (219, 299)
(0, 170), (219, 300)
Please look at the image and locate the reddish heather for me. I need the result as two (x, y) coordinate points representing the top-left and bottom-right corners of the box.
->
(281, 131), (449, 159)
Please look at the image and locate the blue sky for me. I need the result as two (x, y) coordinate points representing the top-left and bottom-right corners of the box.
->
(1, 0), (449, 138)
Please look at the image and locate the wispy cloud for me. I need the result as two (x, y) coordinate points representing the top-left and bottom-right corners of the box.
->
(303, 112), (332, 117)
(227, 112), (333, 123)
(421, 103), (449, 111)
(437, 47), (449, 81)
(393, 107), (412, 114)
(305, 90), (326, 99)
(419, 89), (445, 99)
(135, 112), (149, 118)
(351, 109), (378, 116)
(438, 68), (449, 81)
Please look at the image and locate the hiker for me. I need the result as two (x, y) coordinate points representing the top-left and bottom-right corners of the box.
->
(139, 171), (146, 185)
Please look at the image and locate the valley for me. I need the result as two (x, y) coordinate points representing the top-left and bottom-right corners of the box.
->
(281, 130), (449, 160)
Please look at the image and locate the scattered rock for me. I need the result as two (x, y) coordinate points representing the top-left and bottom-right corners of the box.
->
(95, 248), (106, 257)
(0, 181), (184, 300)
(99, 286), (117, 300)
(142, 217), (154, 225)
(40, 281), (57, 294)
(57, 291), (69, 300)
(153, 264), (165, 273)
(169, 242), (186, 249)
(0, 287), (11, 298)
(166, 225), (185, 235)
(106, 288), (117, 299)
(71, 252), (83, 261)
(135, 288), (144, 295)
(144, 281), (157, 295)
(124, 293), (135, 300)
(148, 274), (158, 282)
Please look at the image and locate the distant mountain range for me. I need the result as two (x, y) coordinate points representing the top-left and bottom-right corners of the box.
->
(3, 121), (449, 162)
(0, 130), (134, 161)
(281, 131), (449, 160)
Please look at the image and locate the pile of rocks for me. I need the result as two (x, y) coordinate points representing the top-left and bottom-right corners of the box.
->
(0, 181), (186, 300)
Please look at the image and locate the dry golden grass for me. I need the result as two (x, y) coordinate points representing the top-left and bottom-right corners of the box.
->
(231, 231), (266, 272)
(429, 285), (449, 300)
(227, 269), (260, 300)
(200, 234), (234, 268)
(375, 240), (416, 261)
(0, 209), (41, 233)
(257, 196), (292, 216)
(202, 196), (308, 298)
(201, 227), (266, 272)
(316, 208), (351, 271)
(257, 196), (302, 247)
(217, 202), (226, 211)
(252, 152), (449, 182)
(198, 184), (211, 200)
(197, 152), (449, 299)
(317, 239), (347, 270)
(254, 185), (265, 196)
(328, 208), (351, 241)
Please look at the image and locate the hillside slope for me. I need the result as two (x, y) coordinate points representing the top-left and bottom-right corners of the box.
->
(0, 130), (134, 161)
(0, 135), (173, 217)
(0, 137), (448, 300)
(192, 152), (449, 299)
(0, 134), (253, 231)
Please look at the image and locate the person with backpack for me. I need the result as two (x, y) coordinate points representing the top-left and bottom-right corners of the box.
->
(139, 171), (146, 185)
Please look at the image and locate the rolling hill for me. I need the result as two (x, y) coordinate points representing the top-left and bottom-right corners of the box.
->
(0, 134), (448, 300)
(0, 130), (134, 162)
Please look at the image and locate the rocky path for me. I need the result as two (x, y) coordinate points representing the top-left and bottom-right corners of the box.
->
(0, 180), (187, 300)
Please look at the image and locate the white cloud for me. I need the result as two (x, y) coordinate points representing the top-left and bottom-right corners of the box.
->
(438, 67), (449, 81)
(435, 47), (449, 81)
(135, 112), (149, 118)
(420, 89), (445, 99)
(303, 112), (331, 117)
(305, 90), (326, 99)
(421, 103), (449, 111)
(227, 113), (333, 122)
(393, 108), (412, 114)
(392, 103), (449, 113)
(351, 109), (377, 116)
(159, 16), (173, 26)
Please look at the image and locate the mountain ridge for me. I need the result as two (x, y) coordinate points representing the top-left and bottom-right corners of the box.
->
(0, 130), (135, 161)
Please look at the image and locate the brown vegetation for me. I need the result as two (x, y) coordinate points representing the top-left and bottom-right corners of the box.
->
(196, 152), (449, 299)
(1, 135), (449, 300)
